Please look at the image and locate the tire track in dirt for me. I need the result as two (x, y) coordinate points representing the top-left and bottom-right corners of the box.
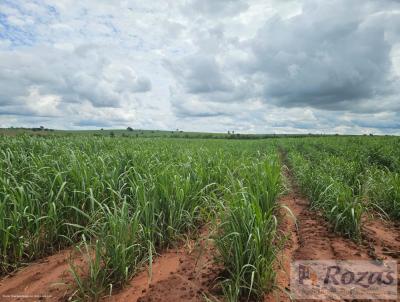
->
(103, 226), (222, 302)
(0, 248), (82, 302)
(362, 216), (400, 300)
(362, 216), (400, 260)
(268, 152), (373, 301)
(264, 191), (300, 302)
(0, 229), (221, 302)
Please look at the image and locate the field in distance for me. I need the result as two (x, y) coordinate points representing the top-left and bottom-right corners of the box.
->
(0, 134), (399, 301)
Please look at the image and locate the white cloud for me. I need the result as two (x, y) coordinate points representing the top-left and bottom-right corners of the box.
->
(0, 0), (399, 134)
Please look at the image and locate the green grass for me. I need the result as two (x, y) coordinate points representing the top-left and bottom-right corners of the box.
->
(0, 135), (284, 301)
(1, 134), (399, 301)
(281, 135), (400, 239)
(214, 155), (282, 301)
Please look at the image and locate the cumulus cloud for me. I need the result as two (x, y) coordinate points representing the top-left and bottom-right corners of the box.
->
(164, 0), (400, 134)
(250, 0), (400, 111)
(0, 0), (399, 133)
(0, 45), (151, 111)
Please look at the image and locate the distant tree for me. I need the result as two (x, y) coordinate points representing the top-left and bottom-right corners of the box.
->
(101, 128), (104, 131)
(40, 126), (44, 130)
(110, 131), (115, 137)
(228, 131), (230, 135)
(127, 127), (133, 131)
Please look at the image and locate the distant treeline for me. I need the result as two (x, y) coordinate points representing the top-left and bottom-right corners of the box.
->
(5, 126), (55, 132)
(0, 127), (391, 139)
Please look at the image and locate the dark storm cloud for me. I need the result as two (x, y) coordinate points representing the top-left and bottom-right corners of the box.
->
(250, 0), (399, 111)
(352, 117), (400, 129)
(169, 0), (400, 119)
(0, 106), (39, 116)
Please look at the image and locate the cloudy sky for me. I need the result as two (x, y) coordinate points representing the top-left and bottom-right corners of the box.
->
(0, 0), (399, 134)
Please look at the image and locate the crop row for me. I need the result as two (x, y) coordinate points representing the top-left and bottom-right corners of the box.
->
(0, 136), (283, 301)
(215, 153), (282, 300)
(282, 136), (400, 238)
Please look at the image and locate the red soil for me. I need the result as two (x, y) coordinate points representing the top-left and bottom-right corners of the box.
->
(363, 215), (400, 259)
(264, 193), (300, 302)
(362, 215), (400, 300)
(103, 227), (222, 302)
(266, 190), (373, 302)
(265, 159), (392, 302)
(0, 248), (82, 302)
(1, 164), (399, 302)
(0, 229), (221, 302)
(1, 201), (398, 302)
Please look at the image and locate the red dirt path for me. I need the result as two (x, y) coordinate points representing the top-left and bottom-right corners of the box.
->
(0, 248), (81, 302)
(265, 158), (397, 301)
(103, 227), (222, 302)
